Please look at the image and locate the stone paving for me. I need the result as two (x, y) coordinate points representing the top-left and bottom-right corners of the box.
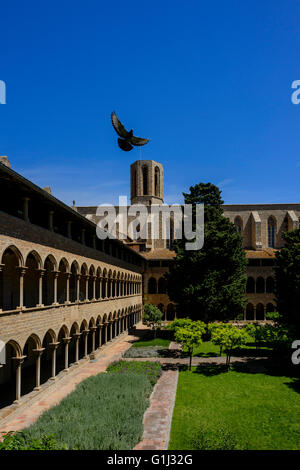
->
(134, 368), (178, 451)
(0, 325), (148, 434)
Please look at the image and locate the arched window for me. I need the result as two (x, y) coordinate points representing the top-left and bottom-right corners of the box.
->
(246, 277), (255, 293)
(142, 166), (148, 195)
(132, 169), (137, 197)
(246, 303), (254, 320)
(256, 277), (265, 294)
(234, 216), (243, 234)
(256, 303), (265, 320)
(155, 166), (160, 197)
(158, 277), (167, 294)
(148, 277), (157, 294)
(268, 216), (276, 248)
(266, 277), (275, 293)
(266, 303), (275, 313)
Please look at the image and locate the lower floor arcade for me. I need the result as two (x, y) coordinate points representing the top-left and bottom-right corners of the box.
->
(0, 306), (141, 408)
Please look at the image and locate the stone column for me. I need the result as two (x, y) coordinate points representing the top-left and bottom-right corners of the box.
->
(104, 323), (108, 343)
(110, 321), (113, 341)
(74, 333), (81, 364)
(98, 325), (103, 348)
(92, 276), (96, 301)
(33, 348), (45, 391)
(16, 267), (27, 309)
(91, 327), (96, 353)
(254, 306), (257, 321)
(105, 279), (108, 299)
(99, 277), (103, 300)
(0, 264), (4, 312)
(52, 271), (59, 305)
(65, 273), (71, 304)
(63, 337), (71, 371)
(85, 275), (89, 301)
(115, 319), (117, 337)
(83, 330), (89, 358)
(264, 305), (267, 321)
(76, 274), (81, 302)
(49, 342), (59, 380)
(13, 356), (26, 403)
(37, 268), (45, 307)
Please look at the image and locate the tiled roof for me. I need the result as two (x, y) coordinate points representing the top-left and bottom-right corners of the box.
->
(141, 249), (177, 260)
(245, 249), (277, 259)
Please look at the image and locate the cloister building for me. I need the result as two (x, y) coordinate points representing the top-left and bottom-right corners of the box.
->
(0, 157), (143, 407)
(1, 155), (299, 408)
(78, 159), (300, 323)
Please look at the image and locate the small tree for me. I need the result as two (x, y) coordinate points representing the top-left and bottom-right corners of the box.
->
(174, 321), (206, 370)
(142, 303), (163, 338)
(244, 322), (263, 349)
(211, 324), (250, 370)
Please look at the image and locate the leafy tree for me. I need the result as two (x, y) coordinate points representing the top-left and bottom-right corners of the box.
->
(244, 322), (264, 349)
(275, 229), (300, 334)
(166, 318), (193, 331)
(142, 303), (163, 338)
(210, 324), (250, 370)
(166, 183), (247, 322)
(174, 321), (206, 370)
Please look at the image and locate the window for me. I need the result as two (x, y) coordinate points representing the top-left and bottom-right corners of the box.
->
(268, 216), (276, 248)
(234, 216), (243, 234)
(155, 167), (160, 197)
(142, 166), (148, 195)
(148, 277), (157, 294)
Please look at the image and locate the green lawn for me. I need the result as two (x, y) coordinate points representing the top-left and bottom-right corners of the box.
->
(169, 366), (300, 450)
(132, 337), (171, 348)
(192, 340), (272, 357)
(21, 361), (162, 450)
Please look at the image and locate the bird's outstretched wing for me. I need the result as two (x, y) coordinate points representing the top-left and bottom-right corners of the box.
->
(111, 112), (129, 138)
(130, 136), (150, 147)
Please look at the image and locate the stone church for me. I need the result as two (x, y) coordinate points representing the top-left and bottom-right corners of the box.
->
(0, 155), (299, 408)
(77, 158), (300, 322)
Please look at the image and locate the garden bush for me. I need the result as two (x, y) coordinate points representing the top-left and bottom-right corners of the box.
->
(20, 361), (162, 450)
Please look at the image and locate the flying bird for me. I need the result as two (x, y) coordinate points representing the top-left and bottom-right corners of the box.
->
(111, 111), (150, 151)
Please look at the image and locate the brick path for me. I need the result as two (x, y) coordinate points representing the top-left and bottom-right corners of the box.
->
(134, 368), (178, 450)
(0, 324), (148, 434)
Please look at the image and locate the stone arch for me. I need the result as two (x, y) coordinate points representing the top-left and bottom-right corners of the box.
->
(266, 276), (275, 294)
(256, 303), (265, 320)
(1, 245), (24, 266)
(234, 216), (243, 234)
(246, 277), (255, 294)
(148, 277), (157, 294)
(246, 303), (254, 320)
(256, 277), (265, 294)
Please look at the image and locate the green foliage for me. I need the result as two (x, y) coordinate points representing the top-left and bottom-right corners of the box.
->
(106, 360), (162, 386)
(275, 228), (300, 334)
(0, 432), (67, 450)
(166, 318), (193, 331)
(210, 324), (250, 369)
(142, 303), (164, 337)
(174, 321), (206, 369)
(166, 183), (247, 322)
(265, 311), (281, 321)
(189, 423), (240, 450)
(244, 322), (264, 348)
(21, 361), (161, 450)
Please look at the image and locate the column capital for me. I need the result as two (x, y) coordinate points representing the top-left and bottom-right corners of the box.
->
(32, 348), (45, 356)
(13, 355), (26, 364)
(63, 337), (72, 344)
(16, 266), (28, 276)
(49, 342), (60, 349)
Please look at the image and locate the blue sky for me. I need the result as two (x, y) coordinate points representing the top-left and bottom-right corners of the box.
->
(0, 0), (300, 206)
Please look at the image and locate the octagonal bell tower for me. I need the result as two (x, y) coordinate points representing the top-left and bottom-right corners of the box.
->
(130, 160), (164, 205)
